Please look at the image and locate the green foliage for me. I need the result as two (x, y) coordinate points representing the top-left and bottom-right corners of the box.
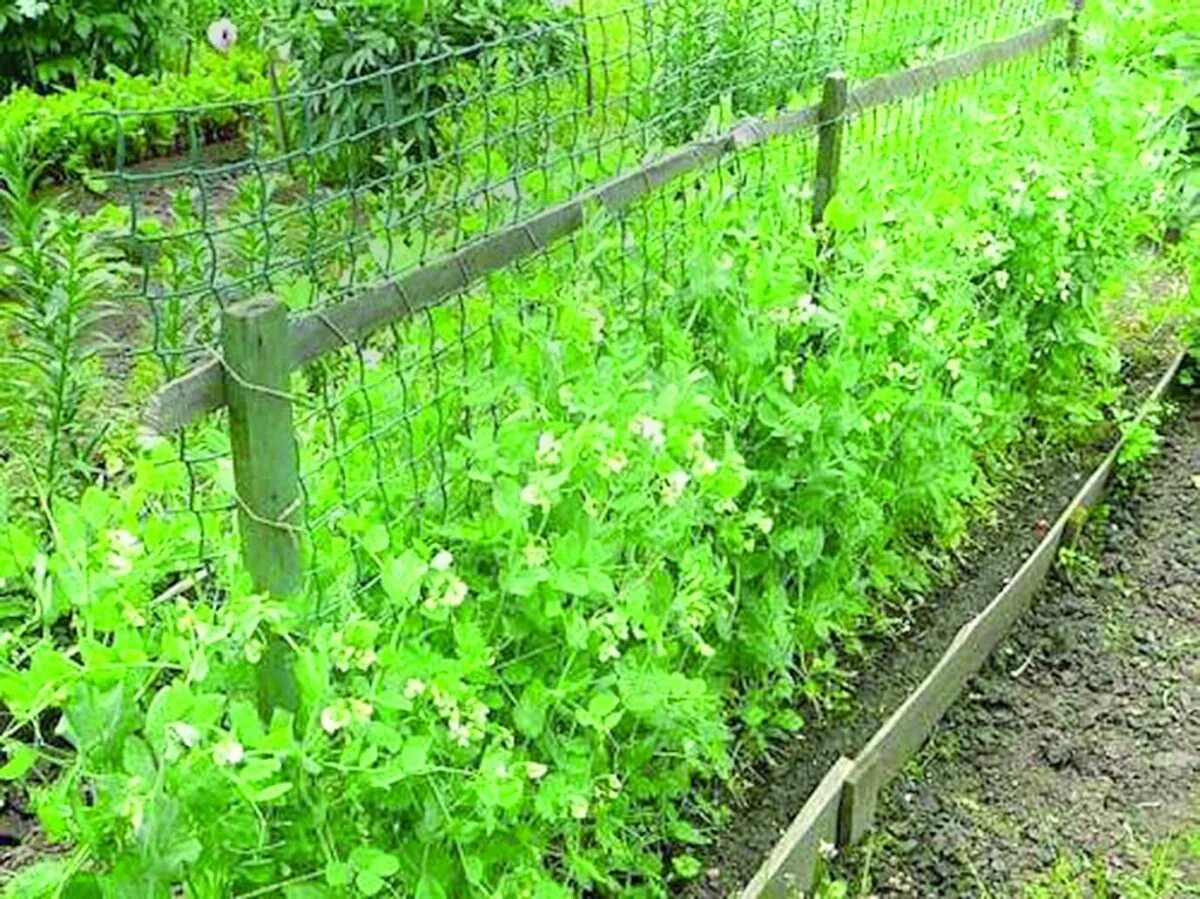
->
(0, 0), (170, 90)
(1023, 829), (1200, 899)
(265, 0), (576, 176)
(0, 41), (1180, 896)
(1094, 0), (1200, 235)
(0, 141), (127, 498)
(0, 47), (269, 183)
(652, 0), (846, 142)
(0, 2), (1191, 897)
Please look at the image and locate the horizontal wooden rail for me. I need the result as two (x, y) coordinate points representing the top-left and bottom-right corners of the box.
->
(145, 15), (1069, 434)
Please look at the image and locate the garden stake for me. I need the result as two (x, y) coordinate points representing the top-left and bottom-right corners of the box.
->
(812, 71), (849, 233)
(221, 296), (303, 718)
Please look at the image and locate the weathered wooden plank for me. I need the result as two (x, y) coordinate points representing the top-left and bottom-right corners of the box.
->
(1067, 0), (1086, 71)
(145, 356), (226, 434)
(742, 757), (855, 899)
(222, 297), (304, 721)
(839, 508), (1068, 844)
(222, 296), (303, 598)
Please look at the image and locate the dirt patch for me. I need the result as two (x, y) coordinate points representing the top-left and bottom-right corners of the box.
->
(686, 436), (1115, 897)
(833, 391), (1200, 896)
(0, 787), (66, 884)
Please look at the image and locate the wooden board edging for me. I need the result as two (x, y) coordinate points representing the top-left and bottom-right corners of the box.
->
(740, 757), (855, 899)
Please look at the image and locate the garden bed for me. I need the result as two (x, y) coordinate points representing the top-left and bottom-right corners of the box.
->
(691, 330), (1192, 897)
(833, 385), (1200, 894)
(687, 437), (1110, 896)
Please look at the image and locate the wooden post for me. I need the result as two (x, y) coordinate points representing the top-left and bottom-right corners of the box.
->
(221, 297), (303, 717)
(1067, 0), (1085, 72)
(222, 296), (302, 595)
(812, 71), (849, 230)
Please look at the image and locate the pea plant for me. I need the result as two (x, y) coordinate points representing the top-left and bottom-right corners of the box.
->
(0, 16), (1187, 899)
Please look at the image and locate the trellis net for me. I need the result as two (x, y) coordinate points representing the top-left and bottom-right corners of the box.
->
(99, 0), (1062, 591)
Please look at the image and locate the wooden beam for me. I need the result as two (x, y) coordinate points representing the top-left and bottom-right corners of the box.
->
(838, 347), (1187, 845)
(1067, 0), (1086, 72)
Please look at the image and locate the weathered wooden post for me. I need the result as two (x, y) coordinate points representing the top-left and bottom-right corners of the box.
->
(812, 71), (849, 231)
(221, 296), (303, 716)
(1067, 0), (1086, 72)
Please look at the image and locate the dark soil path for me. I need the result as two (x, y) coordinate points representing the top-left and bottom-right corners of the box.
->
(834, 391), (1200, 896)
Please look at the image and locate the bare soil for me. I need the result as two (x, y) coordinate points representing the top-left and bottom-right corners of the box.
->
(833, 390), (1200, 896)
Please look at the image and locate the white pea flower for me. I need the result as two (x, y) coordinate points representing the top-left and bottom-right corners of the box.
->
(440, 577), (469, 608)
(243, 638), (264, 664)
(350, 699), (373, 723)
(121, 793), (146, 832)
(448, 714), (472, 748)
(520, 483), (547, 507)
(321, 704), (352, 735)
(355, 648), (378, 671)
(212, 738), (245, 767)
(207, 17), (238, 53)
(982, 240), (1005, 265)
(602, 451), (629, 476)
(569, 796), (590, 820)
(993, 270), (1011, 290)
(107, 552), (134, 578)
(122, 604), (147, 628)
(535, 432), (561, 466)
(170, 722), (202, 748)
(947, 357), (963, 380)
(108, 529), (141, 552)
(660, 471), (690, 507)
(583, 305), (606, 343)
(523, 540), (549, 568)
(404, 678), (427, 699)
(780, 364), (796, 394)
(525, 761), (549, 780)
(431, 549), (454, 572)
(631, 415), (666, 451)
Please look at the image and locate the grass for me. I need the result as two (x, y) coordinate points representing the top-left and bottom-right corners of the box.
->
(1025, 828), (1200, 899)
